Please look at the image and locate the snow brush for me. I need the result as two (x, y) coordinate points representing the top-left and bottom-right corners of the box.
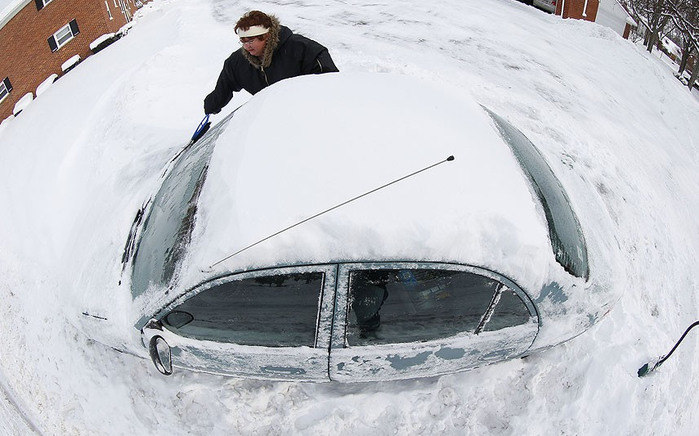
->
(189, 114), (211, 146)
(638, 320), (699, 377)
(166, 114), (212, 165)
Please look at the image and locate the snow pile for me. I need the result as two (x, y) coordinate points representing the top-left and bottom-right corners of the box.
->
(35, 74), (58, 96)
(90, 33), (116, 50)
(11, 91), (31, 115)
(0, 0), (698, 434)
(0, 0), (23, 25)
(61, 55), (81, 72)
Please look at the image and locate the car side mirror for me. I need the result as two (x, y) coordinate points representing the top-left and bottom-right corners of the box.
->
(142, 319), (173, 376)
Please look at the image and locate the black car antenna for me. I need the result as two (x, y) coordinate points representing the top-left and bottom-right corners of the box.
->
(205, 155), (456, 271)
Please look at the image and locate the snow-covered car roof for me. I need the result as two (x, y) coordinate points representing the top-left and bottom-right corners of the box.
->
(134, 73), (556, 299)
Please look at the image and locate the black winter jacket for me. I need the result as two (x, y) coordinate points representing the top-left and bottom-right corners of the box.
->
(204, 25), (338, 114)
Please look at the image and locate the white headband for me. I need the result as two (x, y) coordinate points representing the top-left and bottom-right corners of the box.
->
(236, 26), (269, 37)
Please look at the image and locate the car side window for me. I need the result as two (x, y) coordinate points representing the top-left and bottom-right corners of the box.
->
(346, 269), (533, 346)
(480, 288), (533, 332)
(161, 272), (324, 347)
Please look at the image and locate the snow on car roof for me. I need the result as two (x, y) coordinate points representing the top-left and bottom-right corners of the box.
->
(176, 73), (553, 294)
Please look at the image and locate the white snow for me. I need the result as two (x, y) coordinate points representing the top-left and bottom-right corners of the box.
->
(61, 55), (81, 72)
(188, 74), (550, 284)
(0, 0), (25, 27)
(1, 0), (699, 434)
(35, 74), (58, 97)
(11, 91), (32, 115)
(89, 33), (116, 50)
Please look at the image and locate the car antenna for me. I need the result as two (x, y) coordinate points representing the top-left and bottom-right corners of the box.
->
(638, 320), (699, 377)
(205, 155), (456, 271)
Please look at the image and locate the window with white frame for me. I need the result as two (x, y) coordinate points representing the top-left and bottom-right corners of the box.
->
(34, 0), (55, 11)
(47, 20), (80, 52)
(55, 24), (74, 46)
(0, 78), (12, 103)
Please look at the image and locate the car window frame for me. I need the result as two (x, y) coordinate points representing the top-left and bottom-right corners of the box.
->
(141, 262), (539, 380)
(328, 261), (539, 381)
(153, 264), (338, 349)
(143, 264), (338, 381)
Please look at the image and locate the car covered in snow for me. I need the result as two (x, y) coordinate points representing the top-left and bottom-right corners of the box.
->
(533, 0), (556, 13)
(107, 73), (618, 382)
(519, 0), (556, 13)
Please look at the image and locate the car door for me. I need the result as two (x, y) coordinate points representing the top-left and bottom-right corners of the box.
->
(329, 262), (539, 382)
(142, 265), (337, 381)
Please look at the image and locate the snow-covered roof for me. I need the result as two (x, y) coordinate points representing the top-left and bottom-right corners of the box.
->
(0, 0), (30, 30)
(35, 73), (58, 96)
(61, 54), (81, 72)
(12, 91), (32, 114)
(90, 33), (116, 50)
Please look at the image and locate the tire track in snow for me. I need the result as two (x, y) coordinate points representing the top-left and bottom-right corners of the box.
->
(0, 369), (45, 436)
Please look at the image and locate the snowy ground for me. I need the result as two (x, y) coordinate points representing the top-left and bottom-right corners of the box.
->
(1, 0), (699, 434)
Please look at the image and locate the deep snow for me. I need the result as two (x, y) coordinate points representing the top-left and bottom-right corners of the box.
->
(1, 0), (699, 434)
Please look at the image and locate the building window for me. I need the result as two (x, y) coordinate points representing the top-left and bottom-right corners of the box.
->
(0, 77), (12, 104)
(35, 0), (55, 11)
(47, 20), (80, 52)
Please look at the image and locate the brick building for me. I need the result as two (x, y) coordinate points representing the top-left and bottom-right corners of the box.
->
(555, 0), (601, 21)
(0, 0), (144, 120)
(554, 0), (635, 39)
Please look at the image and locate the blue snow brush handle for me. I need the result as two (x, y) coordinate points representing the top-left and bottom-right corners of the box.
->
(190, 114), (211, 145)
(164, 114), (213, 167)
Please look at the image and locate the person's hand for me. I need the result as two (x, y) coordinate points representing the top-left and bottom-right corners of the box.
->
(204, 100), (221, 115)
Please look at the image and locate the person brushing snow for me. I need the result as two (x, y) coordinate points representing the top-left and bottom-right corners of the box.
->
(204, 10), (339, 115)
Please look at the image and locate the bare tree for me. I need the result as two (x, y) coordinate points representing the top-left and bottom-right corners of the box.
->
(668, 0), (699, 88)
(624, 0), (673, 52)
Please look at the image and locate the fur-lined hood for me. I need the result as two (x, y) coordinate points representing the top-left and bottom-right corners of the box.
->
(241, 15), (283, 69)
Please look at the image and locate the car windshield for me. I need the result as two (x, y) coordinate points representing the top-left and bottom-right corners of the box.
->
(486, 109), (589, 280)
(346, 268), (534, 345)
(129, 112), (234, 299)
(161, 272), (324, 347)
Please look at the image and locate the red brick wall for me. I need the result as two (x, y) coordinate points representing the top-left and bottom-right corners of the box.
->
(556, 0), (599, 21)
(0, 0), (142, 120)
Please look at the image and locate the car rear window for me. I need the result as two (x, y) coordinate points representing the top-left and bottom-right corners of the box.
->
(486, 108), (589, 280)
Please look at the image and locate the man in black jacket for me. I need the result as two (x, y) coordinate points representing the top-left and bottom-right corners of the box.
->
(204, 10), (339, 115)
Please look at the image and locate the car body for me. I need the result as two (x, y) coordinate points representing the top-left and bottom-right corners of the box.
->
(519, 0), (556, 13)
(533, 0), (556, 13)
(92, 73), (619, 382)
